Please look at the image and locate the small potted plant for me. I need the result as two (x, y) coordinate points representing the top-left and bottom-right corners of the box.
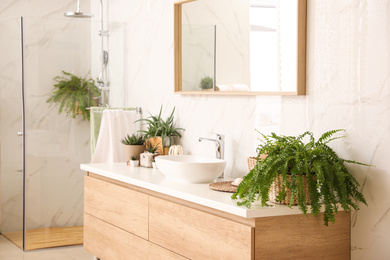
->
(136, 106), (184, 155)
(129, 156), (139, 167)
(140, 142), (159, 168)
(199, 76), (213, 90)
(232, 129), (371, 226)
(120, 133), (146, 161)
(46, 71), (101, 121)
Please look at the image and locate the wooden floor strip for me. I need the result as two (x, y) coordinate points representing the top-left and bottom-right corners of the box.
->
(3, 226), (83, 251)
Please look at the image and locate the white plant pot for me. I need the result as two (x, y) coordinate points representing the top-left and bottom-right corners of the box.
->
(130, 160), (139, 167)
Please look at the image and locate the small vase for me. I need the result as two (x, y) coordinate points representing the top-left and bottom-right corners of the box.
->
(140, 152), (155, 168)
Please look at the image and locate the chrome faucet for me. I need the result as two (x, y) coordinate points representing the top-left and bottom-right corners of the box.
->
(197, 133), (225, 178)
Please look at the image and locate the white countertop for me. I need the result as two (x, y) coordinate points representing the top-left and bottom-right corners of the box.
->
(80, 163), (312, 219)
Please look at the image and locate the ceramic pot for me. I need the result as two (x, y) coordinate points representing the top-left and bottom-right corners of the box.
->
(140, 152), (155, 168)
(147, 137), (163, 154)
(130, 160), (140, 167)
(124, 144), (145, 161)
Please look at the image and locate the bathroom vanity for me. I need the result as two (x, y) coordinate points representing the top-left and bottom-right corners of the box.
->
(81, 163), (350, 260)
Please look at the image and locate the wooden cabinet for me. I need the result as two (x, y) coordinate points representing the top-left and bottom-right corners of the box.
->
(84, 174), (350, 260)
(149, 197), (253, 260)
(84, 175), (188, 260)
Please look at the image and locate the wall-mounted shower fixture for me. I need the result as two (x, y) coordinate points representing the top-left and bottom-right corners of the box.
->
(96, 0), (110, 107)
(64, 0), (110, 107)
(64, 0), (94, 18)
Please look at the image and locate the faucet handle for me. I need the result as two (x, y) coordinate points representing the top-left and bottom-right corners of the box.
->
(208, 132), (225, 140)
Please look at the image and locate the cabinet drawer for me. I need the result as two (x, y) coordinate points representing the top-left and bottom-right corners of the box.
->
(149, 197), (253, 260)
(84, 214), (148, 260)
(149, 242), (189, 260)
(84, 176), (148, 239)
(84, 214), (188, 260)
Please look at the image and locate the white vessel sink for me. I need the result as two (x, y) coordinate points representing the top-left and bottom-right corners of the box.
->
(155, 155), (227, 183)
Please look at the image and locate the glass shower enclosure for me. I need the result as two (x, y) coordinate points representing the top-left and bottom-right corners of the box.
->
(0, 16), (117, 251)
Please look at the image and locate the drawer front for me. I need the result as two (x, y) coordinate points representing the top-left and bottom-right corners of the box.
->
(254, 212), (350, 260)
(149, 197), (253, 260)
(84, 214), (189, 260)
(84, 176), (149, 239)
(149, 243), (189, 260)
(84, 214), (149, 260)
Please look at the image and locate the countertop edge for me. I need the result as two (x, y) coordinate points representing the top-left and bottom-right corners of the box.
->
(80, 163), (329, 219)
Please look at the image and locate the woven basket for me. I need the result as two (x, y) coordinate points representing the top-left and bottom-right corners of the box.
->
(247, 155), (311, 205)
(247, 157), (258, 170)
(247, 154), (267, 170)
(269, 174), (312, 205)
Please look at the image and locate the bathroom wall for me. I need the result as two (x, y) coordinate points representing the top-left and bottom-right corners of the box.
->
(105, 0), (390, 259)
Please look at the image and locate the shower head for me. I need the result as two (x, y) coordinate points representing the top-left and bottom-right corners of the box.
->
(64, 11), (94, 18)
(64, 0), (94, 18)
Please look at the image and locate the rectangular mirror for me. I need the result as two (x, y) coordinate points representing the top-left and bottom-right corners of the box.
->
(174, 0), (307, 95)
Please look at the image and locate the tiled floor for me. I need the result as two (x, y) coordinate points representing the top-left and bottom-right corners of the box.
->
(0, 235), (93, 260)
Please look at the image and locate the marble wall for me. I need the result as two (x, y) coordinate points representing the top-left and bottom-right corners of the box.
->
(105, 0), (390, 259)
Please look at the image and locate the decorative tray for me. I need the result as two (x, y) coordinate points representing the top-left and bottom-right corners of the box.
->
(209, 181), (237, 193)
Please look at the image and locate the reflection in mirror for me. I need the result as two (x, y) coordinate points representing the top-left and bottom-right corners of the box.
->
(174, 0), (306, 95)
(182, 25), (216, 91)
(250, 0), (297, 92)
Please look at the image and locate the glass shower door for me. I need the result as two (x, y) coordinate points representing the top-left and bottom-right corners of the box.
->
(1, 14), (125, 251)
(0, 17), (24, 250)
(22, 16), (93, 250)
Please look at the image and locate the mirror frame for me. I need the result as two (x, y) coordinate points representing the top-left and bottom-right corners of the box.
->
(174, 0), (307, 95)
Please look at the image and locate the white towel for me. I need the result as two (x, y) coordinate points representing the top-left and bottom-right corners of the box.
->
(232, 84), (250, 91)
(91, 110), (137, 163)
(216, 84), (233, 91)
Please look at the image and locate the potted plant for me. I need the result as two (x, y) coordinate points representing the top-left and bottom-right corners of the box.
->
(232, 129), (371, 226)
(129, 156), (140, 167)
(140, 142), (159, 168)
(136, 106), (184, 155)
(199, 76), (213, 90)
(46, 71), (101, 121)
(120, 133), (146, 161)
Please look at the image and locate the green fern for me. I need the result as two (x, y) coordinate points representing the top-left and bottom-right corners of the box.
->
(232, 129), (372, 226)
(46, 71), (101, 121)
